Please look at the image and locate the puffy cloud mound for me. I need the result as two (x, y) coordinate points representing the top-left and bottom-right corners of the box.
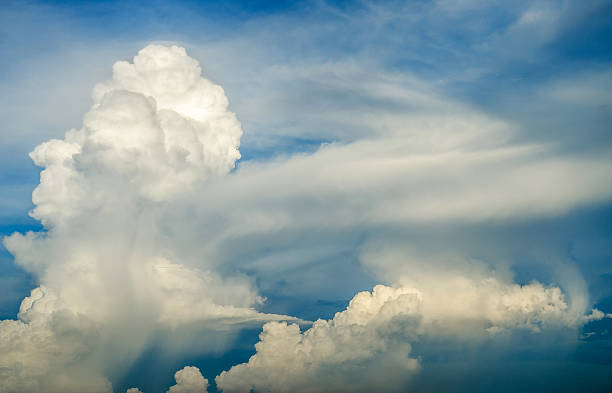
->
(408, 277), (578, 334)
(124, 366), (209, 393)
(29, 44), (241, 228)
(216, 277), (592, 393)
(167, 366), (209, 393)
(0, 287), (111, 393)
(217, 285), (422, 393)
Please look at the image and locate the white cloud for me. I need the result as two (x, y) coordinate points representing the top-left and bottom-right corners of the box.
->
(216, 276), (590, 393)
(0, 288), (112, 393)
(171, 128), (611, 267)
(582, 308), (612, 323)
(540, 69), (612, 105)
(125, 366), (210, 393)
(167, 366), (209, 393)
(0, 44), (288, 393)
(217, 285), (422, 393)
(26, 44), (241, 229)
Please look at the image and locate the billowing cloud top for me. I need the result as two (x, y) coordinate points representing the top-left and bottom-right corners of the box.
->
(29, 44), (242, 228)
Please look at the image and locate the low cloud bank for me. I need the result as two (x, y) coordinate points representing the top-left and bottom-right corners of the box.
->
(121, 276), (609, 393)
(216, 277), (608, 393)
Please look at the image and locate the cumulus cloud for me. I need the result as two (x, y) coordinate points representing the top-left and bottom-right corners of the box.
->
(0, 287), (111, 393)
(0, 44), (286, 393)
(582, 308), (612, 324)
(217, 285), (422, 393)
(125, 366), (209, 393)
(167, 366), (209, 393)
(216, 276), (590, 393)
(27, 44), (241, 229)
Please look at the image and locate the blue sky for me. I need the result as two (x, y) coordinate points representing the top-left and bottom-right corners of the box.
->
(1, 1), (612, 392)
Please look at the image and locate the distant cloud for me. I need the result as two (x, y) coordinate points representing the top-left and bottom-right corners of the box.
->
(126, 366), (210, 393)
(167, 366), (209, 393)
(217, 277), (591, 393)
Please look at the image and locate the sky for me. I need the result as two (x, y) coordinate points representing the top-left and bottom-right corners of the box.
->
(0, 0), (611, 392)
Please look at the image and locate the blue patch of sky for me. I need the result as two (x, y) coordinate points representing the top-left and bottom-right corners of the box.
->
(0, 164), (42, 319)
(113, 328), (261, 393)
(546, 2), (612, 61)
(237, 135), (335, 163)
(0, 223), (40, 320)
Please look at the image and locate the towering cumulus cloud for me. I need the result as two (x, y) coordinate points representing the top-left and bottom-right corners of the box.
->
(0, 45), (279, 393)
(30, 44), (242, 227)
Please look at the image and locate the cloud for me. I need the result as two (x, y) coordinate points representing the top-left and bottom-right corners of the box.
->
(582, 308), (612, 324)
(26, 44), (241, 228)
(125, 366), (209, 393)
(167, 366), (209, 393)
(216, 276), (591, 393)
(1, 35), (611, 393)
(0, 288), (112, 393)
(217, 285), (422, 393)
(164, 117), (611, 299)
(0, 44), (289, 393)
